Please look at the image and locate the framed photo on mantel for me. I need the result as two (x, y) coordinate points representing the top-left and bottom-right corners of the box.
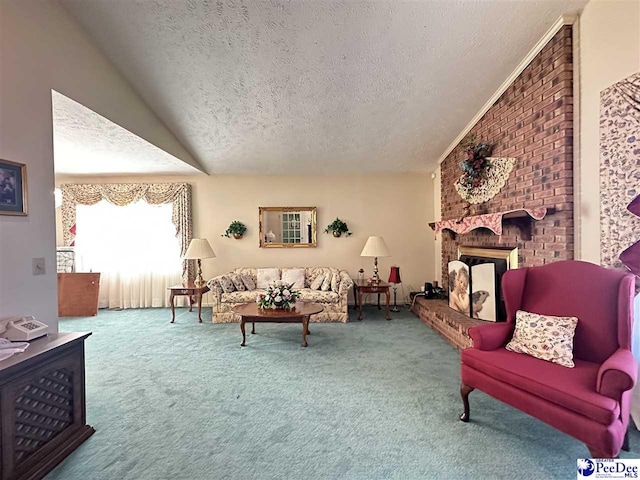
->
(0, 159), (27, 216)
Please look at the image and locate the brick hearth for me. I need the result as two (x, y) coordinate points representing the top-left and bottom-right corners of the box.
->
(411, 298), (483, 350)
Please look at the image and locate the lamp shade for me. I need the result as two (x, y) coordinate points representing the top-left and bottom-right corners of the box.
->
(388, 266), (401, 284)
(360, 236), (390, 257)
(184, 238), (216, 260)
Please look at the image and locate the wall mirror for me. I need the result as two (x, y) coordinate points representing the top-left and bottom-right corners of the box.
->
(259, 207), (317, 248)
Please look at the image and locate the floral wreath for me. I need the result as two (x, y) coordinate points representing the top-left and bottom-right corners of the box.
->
(454, 135), (516, 205)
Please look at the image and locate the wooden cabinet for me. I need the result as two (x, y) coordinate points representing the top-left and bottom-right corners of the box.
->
(0, 333), (94, 480)
(57, 273), (100, 317)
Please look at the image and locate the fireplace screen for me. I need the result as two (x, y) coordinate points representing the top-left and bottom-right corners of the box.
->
(448, 246), (517, 322)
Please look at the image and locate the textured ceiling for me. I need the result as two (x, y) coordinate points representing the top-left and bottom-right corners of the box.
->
(61, 0), (587, 175)
(52, 91), (203, 176)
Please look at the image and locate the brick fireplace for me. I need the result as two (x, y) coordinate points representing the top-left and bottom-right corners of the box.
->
(414, 26), (575, 350)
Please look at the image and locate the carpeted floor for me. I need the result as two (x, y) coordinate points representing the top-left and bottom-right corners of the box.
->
(49, 306), (639, 479)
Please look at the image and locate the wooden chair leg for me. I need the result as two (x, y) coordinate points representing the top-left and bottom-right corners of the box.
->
(460, 383), (474, 422)
(622, 427), (630, 452)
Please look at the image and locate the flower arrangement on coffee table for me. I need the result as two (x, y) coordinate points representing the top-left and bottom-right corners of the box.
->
(256, 281), (299, 310)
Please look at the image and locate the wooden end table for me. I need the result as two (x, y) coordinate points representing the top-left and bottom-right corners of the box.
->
(232, 302), (323, 347)
(353, 279), (391, 321)
(168, 282), (210, 323)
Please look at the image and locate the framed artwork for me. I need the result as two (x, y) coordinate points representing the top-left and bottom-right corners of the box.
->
(0, 159), (27, 216)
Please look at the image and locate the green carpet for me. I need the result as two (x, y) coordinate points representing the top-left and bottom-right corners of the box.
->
(49, 307), (638, 479)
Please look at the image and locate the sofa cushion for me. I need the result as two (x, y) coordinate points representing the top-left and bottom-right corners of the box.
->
(241, 274), (256, 291)
(298, 288), (339, 304)
(257, 268), (280, 289)
(221, 290), (265, 303)
(310, 274), (325, 290)
(462, 347), (619, 425)
(229, 274), (246, 291)
(282, 268), (305, 289)
(219, 275), (236, 293)
(321, 273), (332, 291)
(331, 272), (339, 292)
(506, 310), (578, 368)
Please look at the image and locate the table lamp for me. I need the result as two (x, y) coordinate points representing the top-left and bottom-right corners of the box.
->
(388, 266), (401, 312)
(184, 238), (216, 287)
(360, 236), (390, 284)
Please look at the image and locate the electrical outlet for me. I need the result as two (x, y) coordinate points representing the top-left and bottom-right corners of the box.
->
(32, 257), (46, 275)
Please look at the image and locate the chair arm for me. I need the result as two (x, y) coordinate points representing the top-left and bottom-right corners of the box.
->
(338, 272), (353, 296)
(468, 322), (514, 351)
(596, 348), (638, 401)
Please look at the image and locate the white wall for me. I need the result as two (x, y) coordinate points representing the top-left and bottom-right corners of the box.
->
(576, 0), (640, 263)
(56, 174), (436, 303)
(0, 0), (199, 328)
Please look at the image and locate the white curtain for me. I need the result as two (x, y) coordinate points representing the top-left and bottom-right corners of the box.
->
(75, 200), (185, 309)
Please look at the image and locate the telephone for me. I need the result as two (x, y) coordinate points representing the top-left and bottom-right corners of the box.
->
(0, 316), (48, 341)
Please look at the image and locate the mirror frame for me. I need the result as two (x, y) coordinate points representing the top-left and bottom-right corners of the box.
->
(259, 206), (317, 248)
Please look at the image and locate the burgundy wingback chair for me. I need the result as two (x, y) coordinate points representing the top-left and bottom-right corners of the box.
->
(460, 260), (637, 458)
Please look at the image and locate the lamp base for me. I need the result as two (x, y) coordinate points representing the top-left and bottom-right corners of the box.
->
(194, 277), (206, 288)
(390, 285), (400, 312)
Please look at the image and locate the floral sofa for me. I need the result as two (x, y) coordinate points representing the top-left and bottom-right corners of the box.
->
(207, 267), (353, 323)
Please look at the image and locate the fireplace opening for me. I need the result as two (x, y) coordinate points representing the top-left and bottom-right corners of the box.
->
(449, 246), (518, 322)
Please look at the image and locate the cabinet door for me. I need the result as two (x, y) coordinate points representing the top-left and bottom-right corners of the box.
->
(57, 273), (100, 317)
(0, 347), (87, 480)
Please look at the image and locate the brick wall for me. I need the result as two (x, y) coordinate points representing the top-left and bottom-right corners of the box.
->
(440, 26), (574, 281)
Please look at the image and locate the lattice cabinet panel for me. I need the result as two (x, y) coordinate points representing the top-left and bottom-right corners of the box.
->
(0, 334), (94, 480)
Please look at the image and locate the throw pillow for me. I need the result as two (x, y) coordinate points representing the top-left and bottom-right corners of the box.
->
(330, 272), (339, 292)
(310, 274), (325, 291)
(506, 310), (579, 368)
(219, 275), (236, 294)
(229, 274), (246, 291)
(257, 268), (280, 289)
(241, 274), (256, 291)
(281, 268), (305, 290)
(321, 272), (332, 291)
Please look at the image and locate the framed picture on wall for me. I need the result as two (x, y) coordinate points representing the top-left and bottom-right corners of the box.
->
(0, 159), (27, 216)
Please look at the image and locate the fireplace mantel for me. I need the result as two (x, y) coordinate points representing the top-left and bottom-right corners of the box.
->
(429, 207), (554, 241)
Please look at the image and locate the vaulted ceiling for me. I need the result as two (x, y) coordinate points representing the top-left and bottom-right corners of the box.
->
(59, 0), (588, 175)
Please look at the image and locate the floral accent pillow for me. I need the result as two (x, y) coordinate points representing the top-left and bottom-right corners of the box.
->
(241, 274), (256, 291)
(282, 268), (305, 290)
(310, 274), (325, 291)
(330, 272), (339, 292)
(506, 310), (579, 368)
(229, 274), (246, 292)
(257, 268), (280, 289)
(321, 272), (332, 291)
(219, 275), (236, 294)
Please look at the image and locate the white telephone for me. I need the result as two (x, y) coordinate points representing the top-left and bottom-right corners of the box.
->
(0, 316), (48, 341)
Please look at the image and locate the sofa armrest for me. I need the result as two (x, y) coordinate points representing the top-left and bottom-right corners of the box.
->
(338, 272), (353, 296)
(468, 322), (514, 351)
(596, 348), (638, 401)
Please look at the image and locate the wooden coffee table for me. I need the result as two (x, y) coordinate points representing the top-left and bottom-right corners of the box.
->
(232, 302), (323, 347)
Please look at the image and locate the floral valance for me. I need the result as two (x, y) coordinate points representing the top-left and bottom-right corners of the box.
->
(61, 183), (194, 280)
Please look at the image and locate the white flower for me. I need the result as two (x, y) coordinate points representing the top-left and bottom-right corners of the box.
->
(270, 304), (276, 309)
(275, 295), (282, 302)
(283, 289), (290, 296)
